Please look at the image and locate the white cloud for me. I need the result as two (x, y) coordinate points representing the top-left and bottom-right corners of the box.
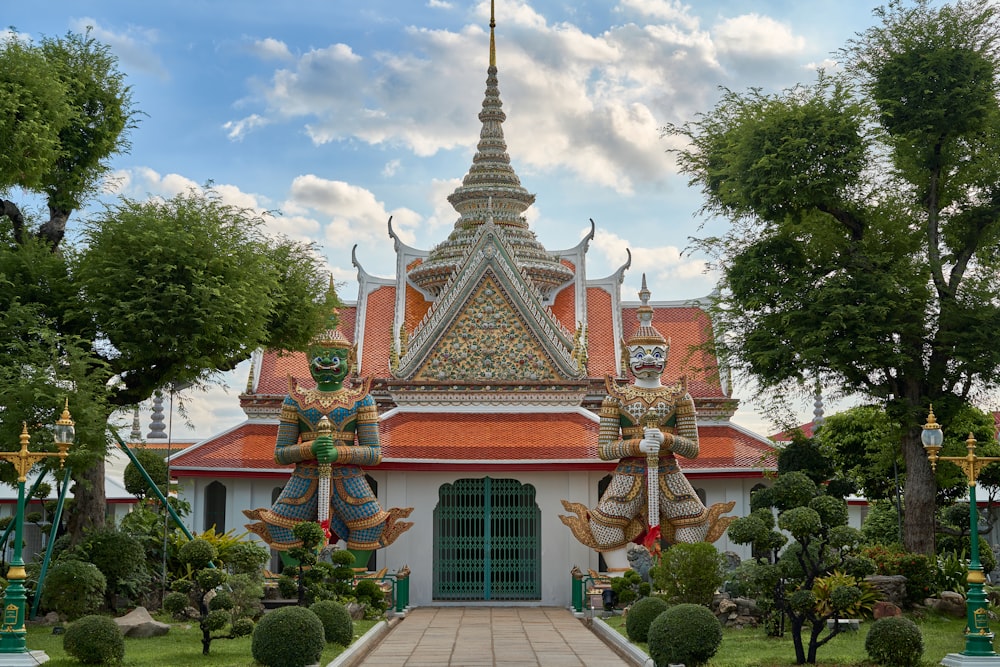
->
(250, 37), (293, 61)
(381, 159), (402, 177)
(286, 174), (423, 250)
(591, 228), (715, 298)
(713, 14), (805, 60)
(427, 0), (454, 8)
(69, 17), (168, 79)
(223, 114), (269, 141)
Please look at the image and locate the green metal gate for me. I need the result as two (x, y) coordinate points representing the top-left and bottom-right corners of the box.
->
(433, 477), (541, 601)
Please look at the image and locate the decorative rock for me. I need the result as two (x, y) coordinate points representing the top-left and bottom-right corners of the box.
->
(924, 595), (966, 618)
(873, 601), (902, 619)
(866, 575), (907, 607)
(718, 599), (737, 615)
(346, 601), (366, 620)
(114, 606), (170, 638)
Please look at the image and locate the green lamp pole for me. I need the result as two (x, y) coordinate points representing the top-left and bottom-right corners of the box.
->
(0, 400), (73, 662)
(922, 406), (1000, 665)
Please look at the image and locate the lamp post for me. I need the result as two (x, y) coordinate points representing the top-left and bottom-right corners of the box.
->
(922, 405), (1000, 666)
(0, 400), (74, 663)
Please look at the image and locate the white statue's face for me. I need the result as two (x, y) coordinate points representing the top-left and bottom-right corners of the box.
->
(628, 343), (666, 381)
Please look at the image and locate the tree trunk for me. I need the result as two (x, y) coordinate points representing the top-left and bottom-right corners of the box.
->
(902, 426), (936, 554)
(790, 613), (807, 664)
(65, 460), (107, 544)
(38, 207), (71, 249)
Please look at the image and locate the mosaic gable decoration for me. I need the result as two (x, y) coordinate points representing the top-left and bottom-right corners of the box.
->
(395, 218), (583, 381)
(413, 274), (561, 382)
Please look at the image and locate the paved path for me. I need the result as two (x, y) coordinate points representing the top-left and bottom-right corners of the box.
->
(359, 607), (634, 666)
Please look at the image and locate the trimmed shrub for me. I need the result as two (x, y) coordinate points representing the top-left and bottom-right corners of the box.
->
(311, 599), (353, 645)
(648, 604), (722, 667)
(63, 614), (125, 664)
(252, 605), (325, 667)
(124, 448), (168, 498)
(654, 542), (726, 605)
(78, 528), (149, 607)
(40, 559), (107, 620)
(625, 596), (669, 643)
(865, 617), (923, 667)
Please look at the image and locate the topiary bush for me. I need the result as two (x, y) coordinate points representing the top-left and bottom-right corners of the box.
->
(252, 605), (325, 667)
(311, 599), (353, 645)
(625, 596), (669, 643)
(40, 559), (107, 620)
(648, 603), (722, 667)
(865, 617), (923, 667)
(63, 614), (125, 664)
(653, 542), (726, 605)
(77, 528), (150, 609)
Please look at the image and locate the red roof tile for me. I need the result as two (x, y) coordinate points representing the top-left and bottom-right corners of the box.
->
(361, 286), (395, 377)
(170, 414), (774, 475)
(688, 424), (777, 471)
(170, 421), (286, 471)
(405, 283), (431, 334)
(585, 286), (617, 376)
(380, 412), (600, 460)
(550, 284), (575, 333)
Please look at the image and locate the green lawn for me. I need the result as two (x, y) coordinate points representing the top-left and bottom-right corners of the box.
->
(604, 612), (974, 666)
(21, 617), (378, 667)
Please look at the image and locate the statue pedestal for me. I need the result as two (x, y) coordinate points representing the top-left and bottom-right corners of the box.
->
(602, 547), (629, 575)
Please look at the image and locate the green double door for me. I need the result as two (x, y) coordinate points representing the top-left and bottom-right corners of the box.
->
(433, 477), (541, 601)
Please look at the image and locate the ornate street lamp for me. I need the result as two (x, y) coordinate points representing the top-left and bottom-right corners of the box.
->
(0, 400), (74, 663)
(922, 405), (1000, 666)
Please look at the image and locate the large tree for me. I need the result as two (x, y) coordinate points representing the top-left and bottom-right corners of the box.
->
(666, 0), (1000, 554)
(0, 31), (335, 541)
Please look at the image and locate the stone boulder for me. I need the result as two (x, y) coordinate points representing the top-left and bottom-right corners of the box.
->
(924, 591), (966, 618)
(873, 601), (902, 619)
(866, 575), (907, 607)
(114, 606), (170, 638)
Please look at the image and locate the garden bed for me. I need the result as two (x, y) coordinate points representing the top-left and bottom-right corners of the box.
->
(602, 611), (972, 666)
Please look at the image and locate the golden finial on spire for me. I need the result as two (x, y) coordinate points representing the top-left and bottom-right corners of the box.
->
(489, 0), (496, 68)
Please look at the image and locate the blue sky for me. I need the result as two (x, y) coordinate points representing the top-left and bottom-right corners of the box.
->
(6, 0), (885, 439)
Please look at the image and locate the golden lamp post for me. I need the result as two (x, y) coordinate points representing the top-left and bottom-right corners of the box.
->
(0, 400), (74, 663)
(922, 405), (1000, 665)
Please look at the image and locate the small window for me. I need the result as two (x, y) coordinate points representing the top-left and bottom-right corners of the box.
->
(204, 481), (226, 532)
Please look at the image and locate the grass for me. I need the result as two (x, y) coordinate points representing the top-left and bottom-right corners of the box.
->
(604, 611), (973, 666)
(23, 615), (379, 667)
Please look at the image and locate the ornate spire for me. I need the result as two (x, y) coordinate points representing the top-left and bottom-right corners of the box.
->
(626, 274), (668, 349)
(130, 407), (142, 442)
(490, 0), (496, 68)
(147, 392), (167, 439)
(408, 4), (573, 298)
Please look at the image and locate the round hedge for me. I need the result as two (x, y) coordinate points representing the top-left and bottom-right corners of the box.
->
(252, 605), (325, 667)
(648, 603), (722, 667)
(625, 596), (669, 643)
(63, 614), (125, 664)
(40, 559), (106, 620)
(865, 616), (923, 667)
(311, 599), (353, 645)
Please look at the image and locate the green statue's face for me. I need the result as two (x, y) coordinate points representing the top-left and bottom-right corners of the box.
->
(309, 345), (350, 388)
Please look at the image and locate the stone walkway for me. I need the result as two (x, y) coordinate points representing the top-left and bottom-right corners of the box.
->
(357, 607), (634, 666)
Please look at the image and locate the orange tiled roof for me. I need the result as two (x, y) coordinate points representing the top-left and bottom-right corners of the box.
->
(585, 287), (617, 376)
(170, 415), (774, 474)
(688, 424), (776, 471)
(169, 421), (286, 472)
(404, 283), (431, 334)
(550, 284), (575, 333)
(380, 412), (600, 460)
(361, 286), (395, 377)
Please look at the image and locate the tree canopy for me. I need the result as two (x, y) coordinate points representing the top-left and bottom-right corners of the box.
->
(0, 30), (337, 540)
(666, 0), (1000, 554)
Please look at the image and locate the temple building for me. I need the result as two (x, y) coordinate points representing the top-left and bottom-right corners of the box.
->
(169, 10), (776, 606)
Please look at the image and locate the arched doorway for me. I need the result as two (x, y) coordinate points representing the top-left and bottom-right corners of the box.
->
(433, 477), (540, 601)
